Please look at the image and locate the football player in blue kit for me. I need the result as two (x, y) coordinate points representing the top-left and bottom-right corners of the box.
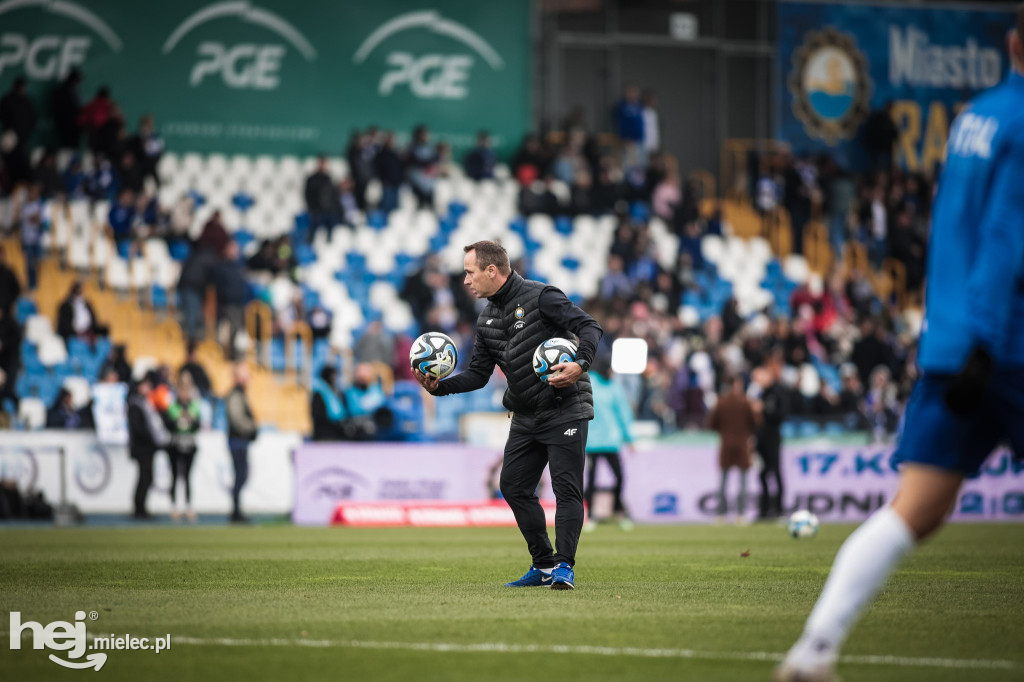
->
(777, 6), (1024, 680)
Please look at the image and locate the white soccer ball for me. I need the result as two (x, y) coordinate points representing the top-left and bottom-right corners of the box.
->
(410, 332), (458, 379)
(788, 510), (820, 539)
(532, 337), (578, 383)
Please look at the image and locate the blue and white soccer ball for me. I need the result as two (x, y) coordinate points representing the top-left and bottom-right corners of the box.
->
(533, 338), (578, 382)
(788, 510), (820, 539)
(410, 332), (458, 379)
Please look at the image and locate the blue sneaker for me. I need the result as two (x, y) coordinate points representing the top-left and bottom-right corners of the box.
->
(550, 562), (574, 590)
(505, 565), (553, 587)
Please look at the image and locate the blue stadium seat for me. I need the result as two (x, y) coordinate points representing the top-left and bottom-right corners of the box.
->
(447, 202), (468, 220)
(20, 342), (43, 372)
(295, 243), (316, 266)
(509, 217), (527, 236)
(169, 240), (191, 261)
(116, 241), (131, 259)
(629, 202), (650, 223)
(270, 337), (287, 373)
(152, 285), (168, 310)
(367, 211), (387, 230)
(188, 190), (206, 208)
(561, 257), (580, 271)
(555, 216), (573, 235)
(234, 230), (255, 252)
(15, 298), (36, 325)
(232, 192), (255, 213)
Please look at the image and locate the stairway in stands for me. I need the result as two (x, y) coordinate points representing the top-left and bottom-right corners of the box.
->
(7, 238), (311, 433)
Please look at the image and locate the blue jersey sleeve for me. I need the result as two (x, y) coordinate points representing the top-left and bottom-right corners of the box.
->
(965, 131), (1024, 356)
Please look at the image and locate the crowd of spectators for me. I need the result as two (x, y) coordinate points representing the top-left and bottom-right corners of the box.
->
(1, 67), (933, 445)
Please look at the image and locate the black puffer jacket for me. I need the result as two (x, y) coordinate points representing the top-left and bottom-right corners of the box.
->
(436, 273), (601, 432)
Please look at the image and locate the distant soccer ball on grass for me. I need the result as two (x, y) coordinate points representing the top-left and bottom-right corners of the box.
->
(533, 338), (578, 382)
(410, 332), (458, 379)
(788, 510), (820, 539)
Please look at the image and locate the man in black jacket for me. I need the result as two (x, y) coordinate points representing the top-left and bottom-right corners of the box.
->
(225, 363), (257, 523)
(127, 375), (167, 520)
(414, 241), (603, 590)
(752, 353), (788, 520)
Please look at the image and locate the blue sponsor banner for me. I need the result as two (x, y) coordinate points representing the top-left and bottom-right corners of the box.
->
(777, 0), (1016, 172)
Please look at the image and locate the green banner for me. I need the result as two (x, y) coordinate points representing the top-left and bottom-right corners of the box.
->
(0, 0), (531, 156)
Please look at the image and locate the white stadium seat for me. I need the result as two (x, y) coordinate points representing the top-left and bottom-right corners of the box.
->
(24, 315), (53, 344)
(18, 398), (47, 430)
(63, 376), (92, 409)
(38, 335), (68, 367)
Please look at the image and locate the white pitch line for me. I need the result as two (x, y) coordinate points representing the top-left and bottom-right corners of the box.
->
(169, 636), (1016, 671)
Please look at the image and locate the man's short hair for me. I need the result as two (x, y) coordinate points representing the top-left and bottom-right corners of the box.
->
(464, 241), (511, 275)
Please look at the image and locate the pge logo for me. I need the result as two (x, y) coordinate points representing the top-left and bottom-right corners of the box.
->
(0, 0), (122, 80)
(353, 10), (505, 100)
(162, 1), (317, 90)
(788, 28), (873, 144)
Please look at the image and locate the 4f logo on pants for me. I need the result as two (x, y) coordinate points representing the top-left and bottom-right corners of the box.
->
(564, 428), (578, 437)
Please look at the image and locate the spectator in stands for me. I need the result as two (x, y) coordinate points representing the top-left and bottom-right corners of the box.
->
(178, 240), (219, 342)
(62, 155), (87, 200)
(108, 188), (136, 250)
(709, 375), (757, 523)
(0, 246), (20, 315)
(850, 317), (892, 389)
(165, 374), (201, 522)
(45, 388), (83, 429)
(51, 68), (83, 150)
(406, 124), (439, 209)
(99, 343), (131, 384)
(613, 85), (645, 150)
(225, 363), (256, 523)
(0, 76), (36, 186)
(0, 305), (21, 411)
(128, 114), (163, 189)
(306, 299), (332, 340)
(642, 89), (660, 155)
(864, 101), (899, 172)
(354, 319), (394, 366)
(311, 365), (347, 442)
(19, 183), (46, 291)
(570, 169), (594, 216)
(511, 133), (549, 182)
(862, 365), (899, 443)
(214, 241), (248, 360)
(169, 193), (194, 240)
(346, 130), (375, 211)
(304, 155), (339, 242)
(196, 210), (230, 256)
(127, 374), (168, 520)
(34, 151), (62, 199)
(782, 154), (815, 256)
(821, 158), (855, 259)
(600, 254), (633, 300)
(118, 151), (143, 194)
(375, 132), (404, 214)
(517, 173), (559, 216)
(94, 103), (126, 165)
(888, 202), (926, 292)
(400, 254), (475, 331)
(583, 355), (635, 531)
(178, 341), (212, 398)
(86, 154), (118, 201)
(57, 281), (105, 342)
(751, 354), (787, 520)
(464, 130), (496, 181)
(344, 363), (393, 437)
(79, 86), (113, 155)
(652, 171), (681, 222)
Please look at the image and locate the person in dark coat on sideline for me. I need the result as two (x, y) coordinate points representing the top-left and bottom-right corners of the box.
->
(127, 375), (168, 520)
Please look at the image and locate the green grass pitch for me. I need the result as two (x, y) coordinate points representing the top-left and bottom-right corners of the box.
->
(2, 523), (1022, 681)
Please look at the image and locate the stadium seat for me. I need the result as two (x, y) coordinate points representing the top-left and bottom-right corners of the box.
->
(18, 397), (47, 430)
(38, 336), (68, 367)
(24, 315), (53, 345)
(15, 298), (37, 325)
(63, 376), (92, 409)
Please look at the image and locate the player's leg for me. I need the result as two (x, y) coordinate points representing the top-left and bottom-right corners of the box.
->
(777, 373), (999, 681)
(500, 429), (556, 570)
(542, 420), (588, 570)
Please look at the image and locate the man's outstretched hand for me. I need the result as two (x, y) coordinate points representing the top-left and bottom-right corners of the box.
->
(414, 369), (440, 394)
(548, 362), (583, 389)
